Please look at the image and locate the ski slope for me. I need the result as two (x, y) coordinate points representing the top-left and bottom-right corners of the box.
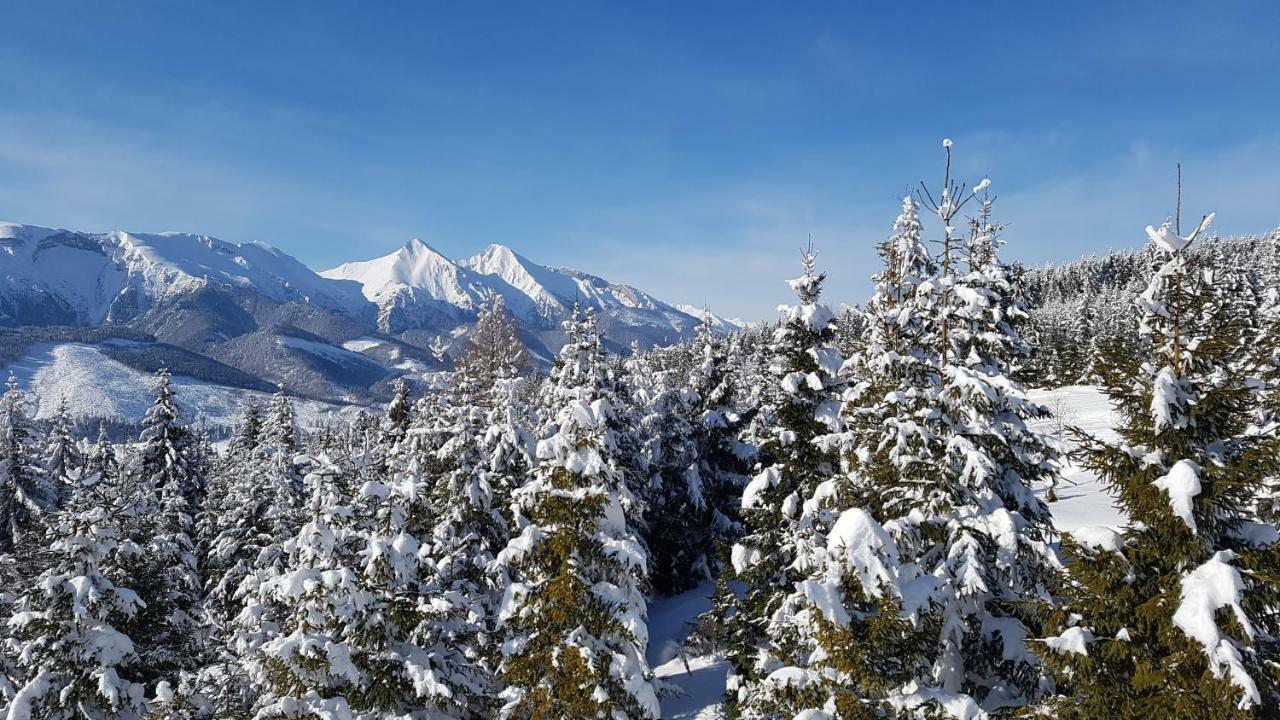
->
(650, 385), (1126, 719)
(4, 341), (368, 428)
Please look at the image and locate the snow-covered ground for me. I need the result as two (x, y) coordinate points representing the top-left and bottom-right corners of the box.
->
(648, 582), (728, 719)
(650, 385), (1126, 719)
(1027, 385), (1126, 532)
(4, 342), (368, 428)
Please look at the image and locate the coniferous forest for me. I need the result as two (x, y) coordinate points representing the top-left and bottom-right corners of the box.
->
(3, 145), (1280, 720)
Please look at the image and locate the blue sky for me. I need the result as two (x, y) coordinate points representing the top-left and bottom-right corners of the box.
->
(2, 2), (1279, 319)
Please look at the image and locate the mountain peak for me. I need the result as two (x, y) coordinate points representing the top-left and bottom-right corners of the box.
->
(467, 243), (534, 273)
(401, 237), (447, 258)
(478, 242), (518, 258)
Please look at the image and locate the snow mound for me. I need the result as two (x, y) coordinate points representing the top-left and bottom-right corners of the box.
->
(1069, 526), (1126, 554)
(1042, 626), (1093, 656)
(1152, 459), (1202, 531)
(1171, 551), (1260, 707)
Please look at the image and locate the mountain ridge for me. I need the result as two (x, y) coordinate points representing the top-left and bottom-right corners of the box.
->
(0, 220), (728, 411)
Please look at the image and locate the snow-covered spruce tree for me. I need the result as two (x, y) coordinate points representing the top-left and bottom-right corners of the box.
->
(374, 377), (412, 476)
(1253, 289), (1280, 524)
(495, 308), (659, 719)
(841, 193), (934, 449)
(226, 399), (263, 464)
(637, 361), (704, 596)
(135, 369), (204, 513)
(425, 309), (532, 583)
(906, 158), (1057, 711)
(456, 293), (530, 389)
(736, 321), (784, 456)
(197, 394), (305, 715)
(42, 396), (79, 508)
(4, 477), (147, 719)
(394, 366), (509, 716)
(346, 438), (490, 718)
(0, 373), (54, 558)
(473, 364), (537, 667)
(85, 422), (118, 489)
(117, 369), (205, 691)
(234, 449), (468, 718)
(1037, 212), (1280, 717)
(840, 149), (1060, 714)
(604, 339), (655, 558)
(722, 243), (850, 717)
(241, 454), (364, 716)
(686, 311), (752, 556)
(727, 197), (941, 720)
(479, 379), (536, 522)
(262, 386), (305, 516)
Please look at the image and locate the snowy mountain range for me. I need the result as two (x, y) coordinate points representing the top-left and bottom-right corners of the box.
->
(320, 237), (714, 354)
(0, 221), (728, 418)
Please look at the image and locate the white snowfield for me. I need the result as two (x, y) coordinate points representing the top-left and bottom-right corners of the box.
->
(650, 385), (1125, 719)
(5, 342), (367, 428)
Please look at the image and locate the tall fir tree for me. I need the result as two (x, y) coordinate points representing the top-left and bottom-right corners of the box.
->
(686, 310), (752, 559)
(831, 150), (1060, 715)
(723, 243), (849, 717)
(261, 386), (304, 520)
(638, 361), (705, 595)
(877, 153), (1057, 712)
(495, 308), (660, 719)
(456, 293), (530, 390)
(119, 369), (205, 691)
(738, 197), (939, 719)
(1037, 212), (1280, 717)
(359, 397), (492, 717)
(0, 373), (54, 558)
(375, 378), (412, 476)
(646, 310), (751, 596)
(85, 422), (118, 489)
(225, 400), (262, 465)
(4, 476), (147, 719)
(41, 396), (79, 508)
(238, 454), (363, 717)
(197, 394), (304, 715)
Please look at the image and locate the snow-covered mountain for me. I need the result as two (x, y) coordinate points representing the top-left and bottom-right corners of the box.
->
(323, 239), (704, 352)
(673, 304), (742, 333)
(0, 223), (370, 326)
(320, 238), (495, 326)
(0, 220), (715, 413)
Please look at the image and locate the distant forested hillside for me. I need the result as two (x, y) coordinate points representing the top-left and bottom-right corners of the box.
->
(1019, 229), (1280, 386)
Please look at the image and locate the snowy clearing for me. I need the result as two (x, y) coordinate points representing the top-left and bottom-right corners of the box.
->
(1027, 385), (1126, 533)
